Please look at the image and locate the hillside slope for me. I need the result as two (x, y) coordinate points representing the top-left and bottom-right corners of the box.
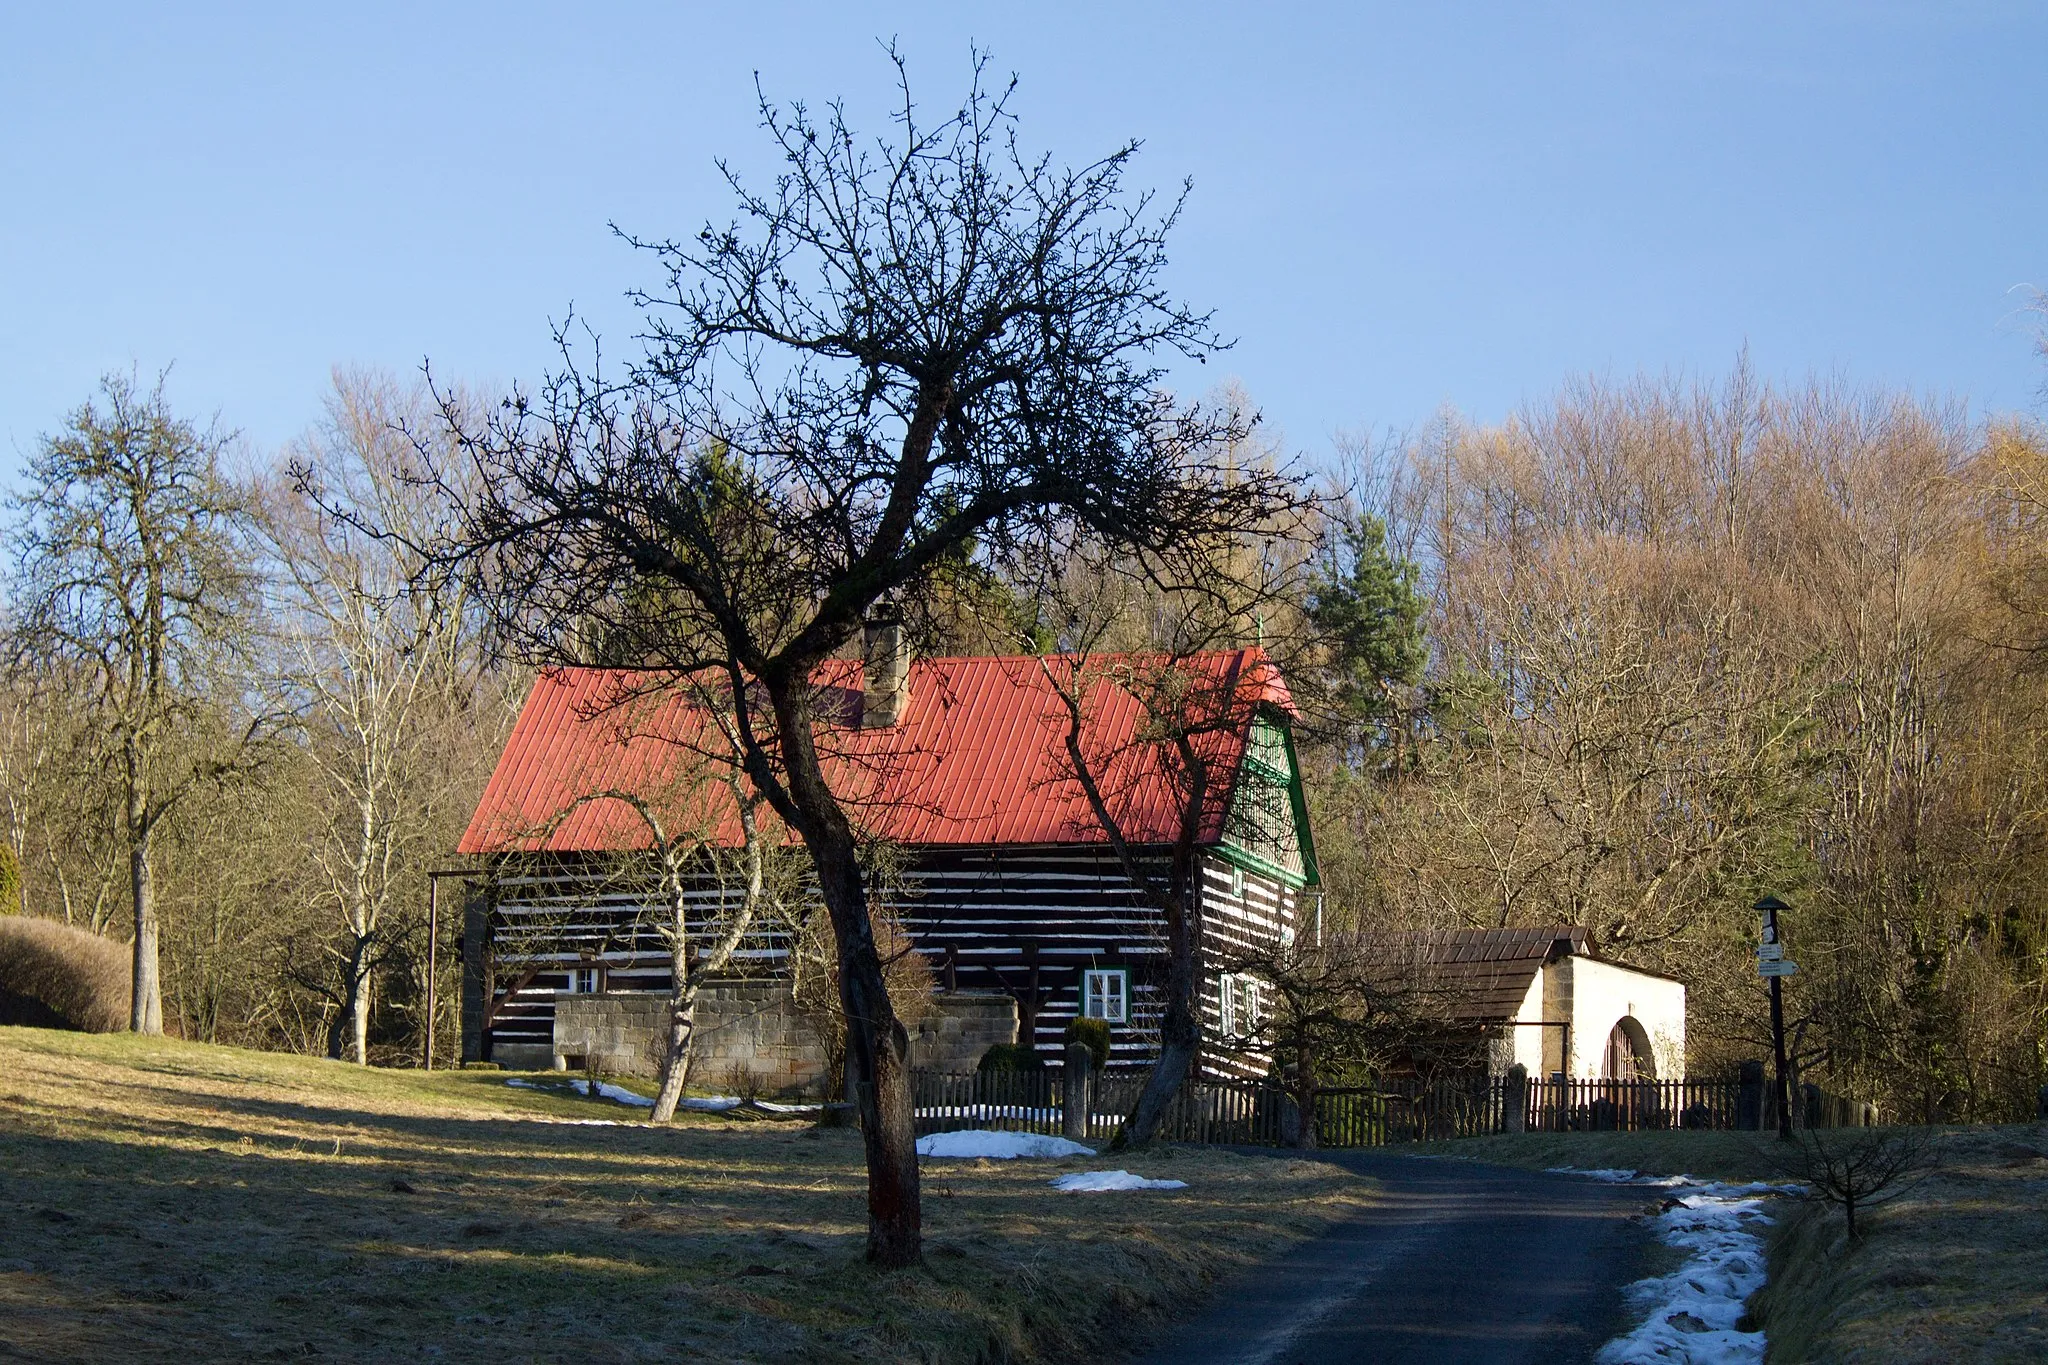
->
(0, 1028), (1367, 1363)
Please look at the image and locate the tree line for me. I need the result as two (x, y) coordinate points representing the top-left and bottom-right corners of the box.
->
(0, 369), (516, 1063)
(1305, 362), (2048, 1127)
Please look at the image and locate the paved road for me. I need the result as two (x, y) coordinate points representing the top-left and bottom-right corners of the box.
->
(1130, 1152), (1656, 1365)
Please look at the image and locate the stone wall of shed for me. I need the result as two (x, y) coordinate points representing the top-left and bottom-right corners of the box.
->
(538, 985), (1016, 1096)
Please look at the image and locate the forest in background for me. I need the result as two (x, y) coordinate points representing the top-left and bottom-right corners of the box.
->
(5, 355), (2048, 1123)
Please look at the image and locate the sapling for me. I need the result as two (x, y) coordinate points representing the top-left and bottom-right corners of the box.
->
(1769, 1125), (1938, 1240)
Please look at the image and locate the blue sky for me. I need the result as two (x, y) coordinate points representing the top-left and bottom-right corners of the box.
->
(2, 3), (2042, 472)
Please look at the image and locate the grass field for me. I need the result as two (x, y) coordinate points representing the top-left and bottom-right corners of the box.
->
(1412, 1124), (2048, 1363)
(0, 1027), (1369, 1364)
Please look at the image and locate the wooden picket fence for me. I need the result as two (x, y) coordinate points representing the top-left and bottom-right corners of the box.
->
(912, 1067), (1289, 1145)
(1310, 1074), (1746, 1143)
(911, 1067), (1864, 1148)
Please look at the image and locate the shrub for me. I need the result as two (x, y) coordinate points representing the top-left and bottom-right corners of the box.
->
(976, 1042), (1045, 1074)
(1064, 1016), (1112, 1069)
(0, 916), (130, 1032)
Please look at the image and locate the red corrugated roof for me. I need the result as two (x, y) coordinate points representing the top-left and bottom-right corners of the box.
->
(458, 649), (1292, 855)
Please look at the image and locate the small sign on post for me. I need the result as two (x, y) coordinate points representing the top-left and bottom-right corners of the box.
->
(1755, 894), (1796, 1142)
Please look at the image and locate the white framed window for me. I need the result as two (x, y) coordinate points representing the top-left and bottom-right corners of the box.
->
(1218, 973), (1262, 1040)
(1229, 864), (1246, 899)
(1082, 969), (1128, 1024)
(566, 966), (599, 994)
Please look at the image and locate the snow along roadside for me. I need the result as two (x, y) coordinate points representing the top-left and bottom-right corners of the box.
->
(1549, 1167), (1805, 1365)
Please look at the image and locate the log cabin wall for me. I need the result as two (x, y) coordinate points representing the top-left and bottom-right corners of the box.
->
(476, 856), (789, 1064)
(1197, 851), (1302, 1080)
(477, 842), (1299, 1078)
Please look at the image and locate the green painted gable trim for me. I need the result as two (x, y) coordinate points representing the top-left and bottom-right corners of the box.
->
(1217, 705), (1320, 890)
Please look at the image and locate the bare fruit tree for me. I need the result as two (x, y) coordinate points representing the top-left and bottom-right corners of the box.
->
(7, 372), (272, 1034)
(523, 679), (793, 1123)
(1033, 511), (1313, 1149)
(422, 52), (1302, 1264)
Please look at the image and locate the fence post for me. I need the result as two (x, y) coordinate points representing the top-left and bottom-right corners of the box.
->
(1502, 1064), (1528, 1134)
(1737, 1060), (1764, 1131)
(1062, 1044), (1092, 1142)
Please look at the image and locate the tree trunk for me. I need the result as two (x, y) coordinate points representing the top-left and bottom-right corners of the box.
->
(328, 937), (372, 1062)
(128, 832), (162, 1035)
(1114, 852), (1204, 1150)
(761, 676), (921, 1266)
(816, 831), (921, 1266)
(1290, 1037), (1320, 1150)
(651, 930), (697, 1123)
(349, 968), (372, 1065)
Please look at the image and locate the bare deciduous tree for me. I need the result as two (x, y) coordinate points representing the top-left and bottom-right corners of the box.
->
(7, 372), (271, 1033)
(1769, 1125), (1938, 1240)
(419, 53), (1302, 1263)
(266, 371), (489, 1063)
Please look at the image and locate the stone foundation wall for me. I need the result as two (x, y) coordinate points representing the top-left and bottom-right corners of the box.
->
(548, 986), (1017, 1096)
(908, 993), (1017, 1072)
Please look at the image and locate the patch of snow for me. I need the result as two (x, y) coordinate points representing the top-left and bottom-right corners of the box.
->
(1550, 1169), (1806, 1365)
(503, 1077), (653, 1107)
(1547, 1166), (1690, 1188)
(519, 1117), (633, 1127)
(1049, 1170), (1189, 1192)
(588, 1080), (653, 1106)
(676, 1094), (815, 1114)
(916, 1130), (1096, 1159)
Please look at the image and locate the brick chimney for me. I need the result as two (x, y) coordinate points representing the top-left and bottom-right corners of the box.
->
(861, 610), (909, 728)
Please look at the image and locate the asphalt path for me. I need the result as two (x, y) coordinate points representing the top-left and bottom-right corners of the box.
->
(1129, 1152), (1657, 1365)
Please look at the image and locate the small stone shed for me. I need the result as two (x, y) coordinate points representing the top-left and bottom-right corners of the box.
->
(1395, 926), (1686, 1081)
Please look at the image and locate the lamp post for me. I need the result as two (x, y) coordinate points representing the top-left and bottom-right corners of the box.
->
(1755, 894), (1796, 1142)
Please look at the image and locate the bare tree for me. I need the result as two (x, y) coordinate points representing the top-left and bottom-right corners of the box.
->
(419, 52), (1303, 1263)
(1033, 510), (1312, 1149)
(552, 776), (778, 1122)
(522, 679), (794, 1122)
(1768, 1126), (1938, 1241)
(265, 371), (488, 1063)
(1220, 933), (1463, 1147)
(7, 372), (271, 1033)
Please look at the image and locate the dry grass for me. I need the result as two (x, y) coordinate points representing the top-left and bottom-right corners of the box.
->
(1751, 1125), (2048, 1364)
(1403, 1128), (1791, 1183)
(0, 917), (129, 1032)
(1408, 1126), (2048, 1363)
(0, 1027), (1370, 1363)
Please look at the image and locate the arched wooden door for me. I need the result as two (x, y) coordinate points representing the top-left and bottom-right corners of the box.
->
(1601, 1017), (1656, 1081)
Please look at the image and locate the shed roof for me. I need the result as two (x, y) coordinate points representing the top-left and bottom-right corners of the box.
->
(1354, 926), (1682, 1023)
(459, 648), (1292, 856)
(1397, 926), (1588, 1021)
